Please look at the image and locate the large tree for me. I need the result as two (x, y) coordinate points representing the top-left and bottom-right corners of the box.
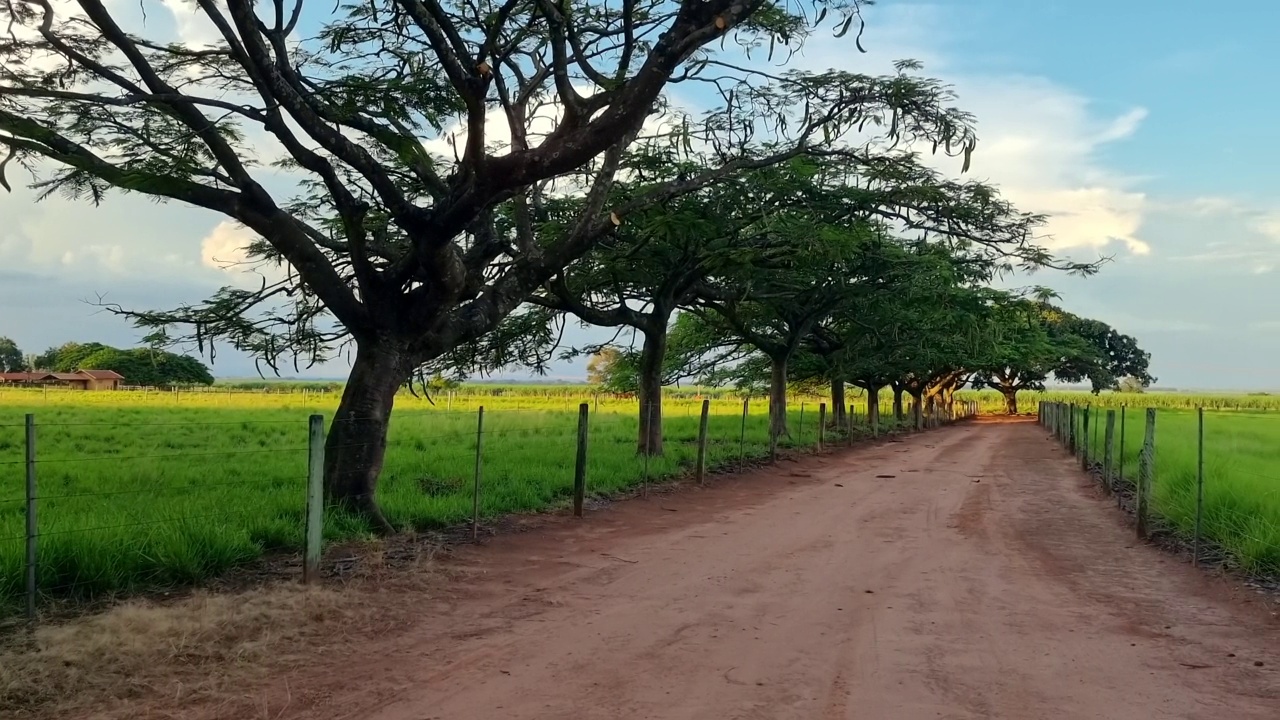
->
(78, 346), (216, 386)
(2, 0), (987, 528)
(973, 296), (1151, 413)
(533, 153), (919, 454)
(37, 342), (112, 372)
(0, 337), (22, 372)
(1053, 313), (1155, 392)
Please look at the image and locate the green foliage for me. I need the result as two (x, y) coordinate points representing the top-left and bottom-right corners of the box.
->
(79, 347), (214, 387)
(35, 343), (215, 386)
(1053, 313), (1155, 392)
(1118, 376), (1147, 394)
(1072, 405), (1280, 574)
(972, 297), (1153, 410)
(46, 342), (112, 373)
(586, 348), (623, 387)
(0, 337), (21, 372)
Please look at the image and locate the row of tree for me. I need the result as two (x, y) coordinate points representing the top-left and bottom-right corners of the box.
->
(0, 0), (1148, 528)
(0, 339), (214, 387)
(479, 152), (1153, 456)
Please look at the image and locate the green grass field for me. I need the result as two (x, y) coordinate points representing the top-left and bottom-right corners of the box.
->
(5, 384), (1278, 615)
(1058, 402), (1280, 574)
(0, 387), (913, 612)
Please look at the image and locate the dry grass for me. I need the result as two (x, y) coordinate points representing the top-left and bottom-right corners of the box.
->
(0, 539), (442, 719)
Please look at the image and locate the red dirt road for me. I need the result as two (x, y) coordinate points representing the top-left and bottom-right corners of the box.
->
(305, 418), (1279, 719)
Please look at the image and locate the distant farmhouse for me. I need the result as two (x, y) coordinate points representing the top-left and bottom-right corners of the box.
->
(0, 369), (125, 391)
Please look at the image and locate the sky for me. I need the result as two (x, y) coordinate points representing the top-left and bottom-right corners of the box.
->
(2, 0), (1279, 389)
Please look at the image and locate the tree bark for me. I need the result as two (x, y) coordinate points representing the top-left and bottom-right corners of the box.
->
(324, 343), (413, 534)
(830, 378), (846, 429)
(1003, 388), (1019, 415)
(910, 389), (925, 430)
(866, 384), (880, 432)
(636, 329), (667, 455)
(892, 384), (905, 421)
(769, 355), (789, 444)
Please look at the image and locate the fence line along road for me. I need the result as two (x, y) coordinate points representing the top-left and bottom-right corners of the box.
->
(4, 400), (979, 623)
(1039, 401), (1280, 578)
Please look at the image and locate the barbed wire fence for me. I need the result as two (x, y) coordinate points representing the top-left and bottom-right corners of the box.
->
(2, 398), (980, 623)
(1039, 401), (1280, 579)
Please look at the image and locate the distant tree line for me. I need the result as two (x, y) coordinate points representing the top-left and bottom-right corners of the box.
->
(12, 340), (216, 387)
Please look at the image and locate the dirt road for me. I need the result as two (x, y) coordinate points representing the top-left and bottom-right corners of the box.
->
(302, 418), (1278, 720)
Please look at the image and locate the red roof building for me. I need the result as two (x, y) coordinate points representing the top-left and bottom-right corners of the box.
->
(0, 369), (124, 390)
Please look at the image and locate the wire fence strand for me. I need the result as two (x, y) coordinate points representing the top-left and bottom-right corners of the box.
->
(0, 446), (309, 466)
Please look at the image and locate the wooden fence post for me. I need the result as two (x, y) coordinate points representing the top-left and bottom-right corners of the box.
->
(1060, 403), (1067, 442)
(1103, 410), (1116, 494)
(1193, 407), (1204, 565)
(1118, 405), (1127, 497)
(817, 403), (826, 450)
(1136, 408), (1155, 539)
(472, 407), (484, 540)
(739, 398), (749, 461)
(1067, 404), (1075, 454)
(799, 402), (806, 445)
(25, 413), (37, 621)
(1093, 406), (1100, 462)
(1081, 406), (1091, 470)
(574, 403), (589, 517)
(849, 403), (856, 445)
(303, 414), (325, 585)
(695, 399), (710, 485)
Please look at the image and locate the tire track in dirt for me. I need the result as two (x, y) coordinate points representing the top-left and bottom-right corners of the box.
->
(253, 419), (1277, 720)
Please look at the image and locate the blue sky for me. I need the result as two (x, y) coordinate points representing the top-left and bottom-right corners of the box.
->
(2, 0), (1278, 388)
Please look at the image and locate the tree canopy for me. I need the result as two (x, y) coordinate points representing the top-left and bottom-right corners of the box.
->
(971, 296), (1153, 413)
(0, 337), (22, 372)
(30, 342), (214, 385)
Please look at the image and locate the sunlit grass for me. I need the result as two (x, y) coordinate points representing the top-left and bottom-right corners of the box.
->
(1066, 405), (1280, 574)
(0, 387), (911, 612)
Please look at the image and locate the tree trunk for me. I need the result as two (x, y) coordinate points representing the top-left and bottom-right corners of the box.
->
(892, 385), (905, 421)
(1003, 388), (1019, 415)
(830, 378), (846, 429)
(325, 343), (413, 533)
(943, 386), (955, 419)
(769, 355), (789, 444)
(866, 385), (880, 432)
(911, 389), (925, 430)
(636, 329), (666, 455)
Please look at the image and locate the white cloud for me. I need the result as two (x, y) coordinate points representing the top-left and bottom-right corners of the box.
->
(200, 220), (255, 269)
(199, 220), (289, 288)
(1184, 196), (1245, 216)
(160, 0), (226, 48)
(1251, 212), (1280, 243)
(904, 75), (1150, 256)
(793, 7), (1150, 258)
(1161, 199), (1280, 273)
